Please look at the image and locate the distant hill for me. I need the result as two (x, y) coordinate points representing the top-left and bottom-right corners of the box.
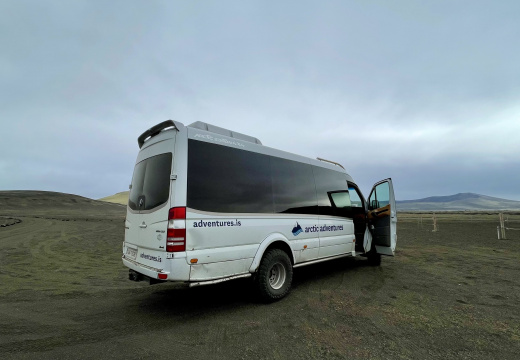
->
(99, 191), (129, 205)
(0, 190), (125, 217)
(397, 193), (520, 211)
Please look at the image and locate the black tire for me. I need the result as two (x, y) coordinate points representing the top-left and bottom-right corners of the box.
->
(254, 248), (293, 302)
(367, 248), (381, 266)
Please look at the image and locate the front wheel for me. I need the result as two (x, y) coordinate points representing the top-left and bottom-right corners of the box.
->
(254, 249), (293, 302)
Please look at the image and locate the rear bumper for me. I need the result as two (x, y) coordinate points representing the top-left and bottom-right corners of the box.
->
(122, 255), (190, 281)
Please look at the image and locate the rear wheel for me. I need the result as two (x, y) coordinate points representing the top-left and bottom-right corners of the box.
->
(255, 249), (293, 302)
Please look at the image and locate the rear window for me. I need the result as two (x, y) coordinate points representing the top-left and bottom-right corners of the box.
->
(128, 153), (172, 211)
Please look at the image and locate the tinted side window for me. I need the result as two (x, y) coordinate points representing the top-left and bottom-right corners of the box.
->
(348, 185), (364, 208)
(329, 191), (351, 208)
(187, 140), (273, 213)
(271, 157), (318, 215)
(313, 167), (349, 216)
(129, 153), (172, 211)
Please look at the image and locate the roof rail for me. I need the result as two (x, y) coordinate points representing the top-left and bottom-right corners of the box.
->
(316, 157), (345, 170)
(138, 120), (178, 148)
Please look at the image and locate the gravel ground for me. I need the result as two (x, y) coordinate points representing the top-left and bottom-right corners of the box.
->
(1, 193), (519, 359)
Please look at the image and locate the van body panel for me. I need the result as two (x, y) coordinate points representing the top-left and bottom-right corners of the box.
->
(189, 259), (252, 281)
(317, 216), (355, 258)
(186, 244), (258, 265)
(291, 238), (320, 263)
(186, 211), (320, 268)
(318, 234), (355, 258)
(135, 248), (166, 270)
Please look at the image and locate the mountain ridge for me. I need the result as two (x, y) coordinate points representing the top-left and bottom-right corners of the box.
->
(397, 193), (520, 211)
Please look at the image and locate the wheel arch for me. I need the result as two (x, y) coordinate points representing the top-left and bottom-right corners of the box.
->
(249, 233), (294, 273)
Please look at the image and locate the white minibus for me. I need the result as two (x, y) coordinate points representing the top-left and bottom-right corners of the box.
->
(122, 120), (397, 301)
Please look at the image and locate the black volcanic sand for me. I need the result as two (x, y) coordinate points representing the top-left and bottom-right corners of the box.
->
(0, 192), (519, 360)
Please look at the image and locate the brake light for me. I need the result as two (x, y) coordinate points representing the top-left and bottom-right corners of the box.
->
(167, 207), (186, 252)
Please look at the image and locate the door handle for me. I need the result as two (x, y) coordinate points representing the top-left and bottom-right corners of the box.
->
(139, 223), (147, 228)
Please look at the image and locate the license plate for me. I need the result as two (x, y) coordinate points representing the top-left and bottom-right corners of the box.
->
(126, 247), (137, 260)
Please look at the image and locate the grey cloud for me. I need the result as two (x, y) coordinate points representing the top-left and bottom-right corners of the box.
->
(1, 0), (519, 200)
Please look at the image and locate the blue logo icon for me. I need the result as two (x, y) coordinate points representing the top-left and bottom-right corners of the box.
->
(292, 222), (303, 236)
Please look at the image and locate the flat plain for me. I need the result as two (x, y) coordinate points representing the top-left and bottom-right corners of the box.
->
(1, 191), (519, 359)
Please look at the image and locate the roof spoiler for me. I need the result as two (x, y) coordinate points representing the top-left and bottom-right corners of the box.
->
(138, 120), (179, 148)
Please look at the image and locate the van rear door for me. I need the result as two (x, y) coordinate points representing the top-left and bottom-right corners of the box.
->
(367, 178), (397, 256)
(126, 136), (175, 256)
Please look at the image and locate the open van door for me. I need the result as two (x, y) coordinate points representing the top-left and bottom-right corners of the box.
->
(367, 178), (397, 256)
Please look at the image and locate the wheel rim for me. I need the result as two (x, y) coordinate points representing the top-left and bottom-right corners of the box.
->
(268, 262), (286, 290)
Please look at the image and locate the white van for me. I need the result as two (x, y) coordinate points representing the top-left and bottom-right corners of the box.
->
(122, 120), (397, 301)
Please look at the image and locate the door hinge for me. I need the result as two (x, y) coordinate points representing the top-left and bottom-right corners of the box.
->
(170, 174), (177, 180)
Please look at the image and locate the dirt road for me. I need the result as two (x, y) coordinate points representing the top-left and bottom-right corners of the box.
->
(1, 194), (519, 359)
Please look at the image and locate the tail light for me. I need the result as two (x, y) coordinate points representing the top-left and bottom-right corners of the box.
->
(167, 207), (186, 252)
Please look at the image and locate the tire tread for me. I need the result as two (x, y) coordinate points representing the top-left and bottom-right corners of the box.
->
(255, 248), (293, 302)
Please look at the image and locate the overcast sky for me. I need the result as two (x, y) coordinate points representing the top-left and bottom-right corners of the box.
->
(1, 0), (519, 201)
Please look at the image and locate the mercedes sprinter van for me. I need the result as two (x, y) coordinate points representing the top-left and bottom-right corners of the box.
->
(122, 120), (397, 301)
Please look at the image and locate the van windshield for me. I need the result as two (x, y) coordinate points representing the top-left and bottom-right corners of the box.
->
(128, 153), (172, 211)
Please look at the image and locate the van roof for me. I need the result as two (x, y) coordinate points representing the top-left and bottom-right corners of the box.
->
(138, 119), (350, 177)
(188, 121), (262, 145)
(187, 122), (350, 177)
